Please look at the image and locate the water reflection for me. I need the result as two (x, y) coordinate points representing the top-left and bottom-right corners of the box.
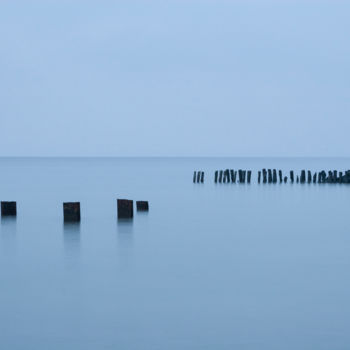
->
(117, 219), (133, 264)
(0, 217), (17, 254)
(63, 222), (81, 259)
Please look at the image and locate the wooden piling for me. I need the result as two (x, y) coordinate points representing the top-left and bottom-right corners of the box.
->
(63, 202), (80, 222)
(290, 171), (294, 183)
(247, 170), (252, 184)
(197, 171), (201, 183)
(201, 171), (204, 183)
(272, 169), (277, 183)
(215, 171), (218, 183)
(1, 201), (17, 216)
(117, 199), (133, 219)
(193, 171), (197, 183)
(300, 170), (306, 184)
(219, 170), (223, 183)
(136, 201), (149, 211)
(284, 176), (288, 183)
(307, 171), (312, 184)
(258, 171), (261, 184)
(263, 169), (267, 183)
(278, 170), (282, 183)
(268, 169), (272, 183)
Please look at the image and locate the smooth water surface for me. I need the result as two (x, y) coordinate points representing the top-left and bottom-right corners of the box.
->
(1, 157), (350, 349)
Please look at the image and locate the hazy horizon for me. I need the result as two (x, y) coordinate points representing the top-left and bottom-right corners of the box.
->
(1, 0), (349, 157)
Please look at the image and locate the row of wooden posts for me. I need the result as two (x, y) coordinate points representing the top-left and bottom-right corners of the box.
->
(0, 200), (149, 222)
(193, 169), (350, 184)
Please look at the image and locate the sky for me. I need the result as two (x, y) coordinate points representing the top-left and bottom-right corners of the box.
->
(0, 0), (349, 157)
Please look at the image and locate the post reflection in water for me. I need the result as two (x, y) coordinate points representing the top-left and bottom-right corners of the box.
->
(0, 217), (17, 254)
(117, 219), (134, 264)
(63, 222), (81, 260)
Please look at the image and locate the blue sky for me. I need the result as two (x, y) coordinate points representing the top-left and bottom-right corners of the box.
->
(1, 0), (349, 156)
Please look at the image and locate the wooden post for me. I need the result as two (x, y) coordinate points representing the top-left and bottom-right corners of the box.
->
(117, 199), (133, 219)
(193, 171), (197, 183)
(247, 171), (252, 184)
(258, 171), (261, 184)
(215, 171), (218, 183)
(201, 171), (204, 183)
(272, 169), (277, 183)
(197, 171), (201, 183)
(284, 176), (288, 183)
(313, 173), (317, 183)
(290, 171), (294, 183)
(1, 201), (17, 216)
(63, 202), (80, 222)
(307, 171), (312, 183)
(136, 201), (149, 211)
(300, 170), (306, 183)
(263, 169), (267, 183)
(268, 169), (272, 183)
(278, 170), (282, 183)
(219, 170), (223, 183)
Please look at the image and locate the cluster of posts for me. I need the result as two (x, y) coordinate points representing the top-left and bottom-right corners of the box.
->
(257, 169), (350, 184)
(192, 169), (350, 185)
(193, 171), (205, 183)
(214, 169), (252, 184)
(0, 200), (149, 222)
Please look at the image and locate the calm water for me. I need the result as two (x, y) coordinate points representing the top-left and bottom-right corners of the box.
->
(1, 157), (350, 350)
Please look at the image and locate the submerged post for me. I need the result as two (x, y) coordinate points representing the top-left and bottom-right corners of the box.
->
(258, 171), (261, 184)
(201, 171), (204, 183)
(136, 201), (149, 211)
(63, 202), (80, 222)
(117, 199), (133, 219)
(278, 170), (282, 183)
(193, 171), (197, 183)
(247, 170), (252, 184)
(290, 171), (294, 183)
(1, 201), (17, 216)
(215, 171), (218, 183)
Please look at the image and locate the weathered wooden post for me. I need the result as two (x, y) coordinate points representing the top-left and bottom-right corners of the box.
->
(193, 171), (197, 183)
(258, 171), (261, 184)
(230, 170), (234, 183)
(247, 171), (252, 184)
(233, 171), (237, 183)
(117, 199), (133, 219)
(136, 201), (149, 211)
(272, 169), (277, 183)
(242, 170), (246, 183)
(201, 171), (204, 183)
(339, 171), (343, 183)
(63, 202), (80, 222)
(215, 171), (218, 183)
(1, 201), (17, 216)
(268, 169), (272, 183)
(219, 170), (223, 183)
(313, 173), (317, 183)
(263, 169), (267, 183)
(333, 170), (338, 183)
(307, 171), (312, 183)
(197, 171), (201, 183)
(290, 171), (294, 183)
(278, 170), (282, 183)
(225, 169), (230, 183)
(300, 170), (306, 183)
(284, 176), (288, 183)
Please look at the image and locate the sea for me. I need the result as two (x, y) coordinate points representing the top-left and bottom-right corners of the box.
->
(1, 157), (350, 350)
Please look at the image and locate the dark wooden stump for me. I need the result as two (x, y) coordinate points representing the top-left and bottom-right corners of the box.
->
(215, 171), (218, 183)
(1, 201), (17, 216)
(290, 171), (294, 183)
(247, 171), (252, 184)
(278, 170), (282, 183)
(258, 171), (261, 184)
(63, 202), (80, 222)
(136, 201), (149, 211)
(117, 199), (133, 219)
(193, 171), (197, 183)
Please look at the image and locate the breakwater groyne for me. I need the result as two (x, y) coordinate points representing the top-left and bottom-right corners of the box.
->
(193, 169), (350, 184)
